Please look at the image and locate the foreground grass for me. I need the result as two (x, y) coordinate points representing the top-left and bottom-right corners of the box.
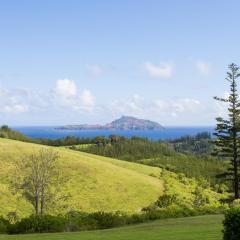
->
(0, 215), (223, 240)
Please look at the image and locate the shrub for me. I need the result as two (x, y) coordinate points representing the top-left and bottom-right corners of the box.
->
(8, 215), (66, 234)
(65, 211), (129, 230)
(89, 211), (128, 229)
(223, 208), (240, 240)
(142, 194), (180, 211)
(0, 217), (10, 234)
(65, 211), (98, 231)
(154, 194), (179, 208)
(232, 199), (240, 208)
(193, 187), (210, 208)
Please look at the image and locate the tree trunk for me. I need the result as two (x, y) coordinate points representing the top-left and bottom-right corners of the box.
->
(35, 189), (39, 215)
(40, 188), (44, 216)
(234, 157), (239, 199)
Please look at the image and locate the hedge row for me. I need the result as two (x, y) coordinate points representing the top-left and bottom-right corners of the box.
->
(0, 206), (226, 235)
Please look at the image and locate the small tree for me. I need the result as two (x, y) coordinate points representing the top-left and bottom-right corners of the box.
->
(12, 149), (62, 216)
(213, 63), (240, 199)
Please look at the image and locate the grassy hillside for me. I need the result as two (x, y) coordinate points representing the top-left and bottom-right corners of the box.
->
(0, 138), (226, 218)
(0, 138), (164, 217)
(0, 215), (223, 240)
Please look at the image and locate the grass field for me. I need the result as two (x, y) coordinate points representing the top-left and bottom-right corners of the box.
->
(0, 215), (223, 240)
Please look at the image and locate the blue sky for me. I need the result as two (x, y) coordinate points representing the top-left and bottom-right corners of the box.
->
(0, 0), (238, 126)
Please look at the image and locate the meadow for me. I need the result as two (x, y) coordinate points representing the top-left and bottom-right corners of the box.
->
(0, 215), (223, 240)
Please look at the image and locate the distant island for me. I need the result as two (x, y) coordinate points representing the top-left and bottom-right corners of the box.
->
(57, 116), (164, 131)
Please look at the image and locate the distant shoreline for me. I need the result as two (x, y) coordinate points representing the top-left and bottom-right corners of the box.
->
(12, 126), (215, 141)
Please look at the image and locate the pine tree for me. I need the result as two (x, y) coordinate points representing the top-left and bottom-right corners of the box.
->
(214, 63), (240, 199)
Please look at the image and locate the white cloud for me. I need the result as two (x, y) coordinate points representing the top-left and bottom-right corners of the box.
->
(86, 64), (103, 77)
(0, 80), (96, 116)
(1, 104), (28, 113)
(80, 89), (95, 108)
(172, 99), (201, 113)
(0, 88), (30, 114)
(0, 82), (228, 126)
(54, 79), (77, 97)
(108, 94), (202, 122)
(144, 62), (173, 78)
(52, 80), (95, 112)
(152, 98), (202, 118)
(109, 94), (145, 116)
(196, 61), (211, 75)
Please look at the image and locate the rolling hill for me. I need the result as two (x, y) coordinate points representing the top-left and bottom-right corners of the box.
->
(0, 138), (226, 218)
(0, 138), (164, 217)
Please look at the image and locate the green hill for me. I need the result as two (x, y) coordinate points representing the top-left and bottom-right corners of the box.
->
(0, 138), (164, 217)
(0, 138), (226, 218)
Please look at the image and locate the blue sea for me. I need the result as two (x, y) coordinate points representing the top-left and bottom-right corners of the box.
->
(12, 126), (215, 140)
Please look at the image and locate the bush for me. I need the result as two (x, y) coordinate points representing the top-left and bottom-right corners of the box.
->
(223, 208), (240, 240)
(8, 215), (66, 234)
(154, 194), (179, 208)
(142, 194), (180, 211)
(0, 217), (10, 234)
(232, 199), (240, 208)
(89, 211), (128, 229)
(65, 211), (97, 231)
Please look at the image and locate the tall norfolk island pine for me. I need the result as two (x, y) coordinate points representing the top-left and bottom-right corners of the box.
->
(214, 63), (240, 199)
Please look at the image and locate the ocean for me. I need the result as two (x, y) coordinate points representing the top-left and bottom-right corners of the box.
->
(12, 126), (215, 140)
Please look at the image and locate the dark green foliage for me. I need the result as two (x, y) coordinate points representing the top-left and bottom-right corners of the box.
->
(223, 208), (240, 240)
(213, 63), (240, 199)
(142, 194), (180, 211)
(65, 211), (98, 231)
(65, 211), (128, 231)
(154, 194), (179, 208)
(8, 215), (66, 234)
(88, 211), (128, 229)
(145, 156), (225, 185)
(0, 217), (10, 233)
(88, 137), (172, 160)
(36, 136), (95, 146)
(171, 132), (212, 156)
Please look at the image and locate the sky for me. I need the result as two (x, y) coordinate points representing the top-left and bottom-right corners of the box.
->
(0, 0), (239, 126)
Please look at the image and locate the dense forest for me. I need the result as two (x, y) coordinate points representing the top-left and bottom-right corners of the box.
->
(170, 132), (212, 156)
